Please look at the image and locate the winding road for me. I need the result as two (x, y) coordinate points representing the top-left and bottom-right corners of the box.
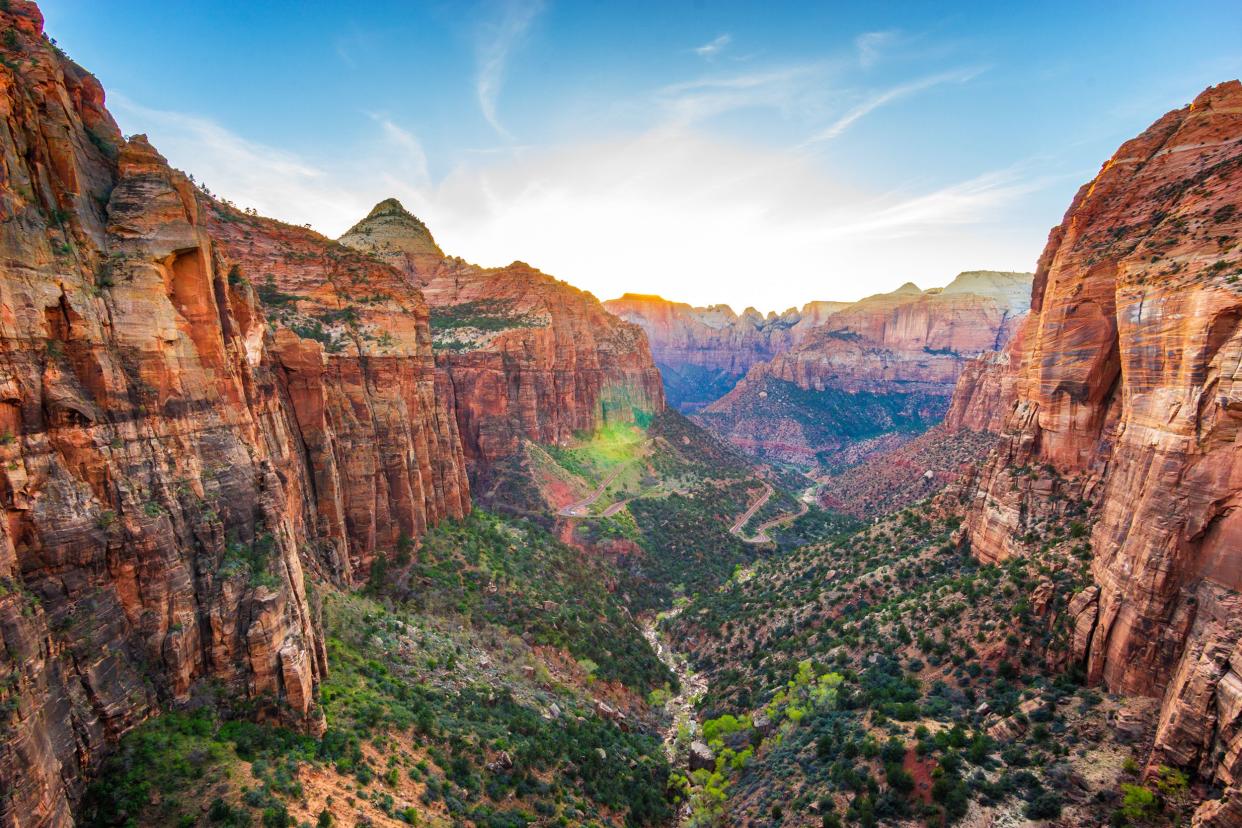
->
(729, 482), (816, 543)
(558, 466), (625, 517)
(728, 482), (773, 536)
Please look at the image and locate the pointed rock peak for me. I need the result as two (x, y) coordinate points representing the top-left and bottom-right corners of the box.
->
(367, 197), (413, 219)
(893, 281), (922, 295)
(339, 197), (444, 258)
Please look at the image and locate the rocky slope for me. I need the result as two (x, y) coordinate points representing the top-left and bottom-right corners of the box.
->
(339, 201), (665, 475)
(955, 80), (1242, 824)
(696, 272), (1032, 467)
(817, 425), (1000, 519)
(0, 4), (469, 823)
(603, 294), (849, 412)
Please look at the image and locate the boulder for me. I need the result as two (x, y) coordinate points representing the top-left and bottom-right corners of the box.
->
(689, 741), (716, 772)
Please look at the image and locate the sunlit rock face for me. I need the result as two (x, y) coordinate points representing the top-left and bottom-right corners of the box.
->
(0, 3), (471, 822)
(205, 205), (472, 583)
(955, 81), (1242, 820)
(692, 272), (1032, 465)
(339, 201), (666, 473)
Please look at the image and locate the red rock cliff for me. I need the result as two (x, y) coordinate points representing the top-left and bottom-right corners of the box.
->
(956, 81), (1242, 822)
(0, 4), (468, 824)
(697, 272), (1031, 464)
(942, 321), (1028, 433)
(602, 293), (850, 413)
(205, 205), (470, 582)
(339, 200), (665, 471)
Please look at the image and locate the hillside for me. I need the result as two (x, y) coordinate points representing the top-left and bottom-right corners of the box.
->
(0, 5), (689, 825)
(657, 81), (1242, 828)
(957, 79), (1242, 825)
(1, 2), (1240, 826)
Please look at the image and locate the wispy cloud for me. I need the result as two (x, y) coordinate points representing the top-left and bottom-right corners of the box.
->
(475, 0), (546, 139)
(368, 114), (430, 184)
(655, 62), (834, 125)
(801, 66), (985, 145)
(815, 167), (1049, 240)
(693, 34), (732, 59)
(855, 30), (897, 68)
(333, 22), (372, 70)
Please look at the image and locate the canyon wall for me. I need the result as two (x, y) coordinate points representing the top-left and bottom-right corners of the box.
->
(0, 4), (468, 823)
(955, 81), (1242, 824)
(339, 201), (666, 472)
(205, 204), (471, 581)
(942, 322), (1027, 433)
(603, 294), (849, 412)
(695, 272), (1031, 466)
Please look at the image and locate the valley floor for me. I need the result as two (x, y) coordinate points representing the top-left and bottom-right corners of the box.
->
(75, 418), (1201, 828)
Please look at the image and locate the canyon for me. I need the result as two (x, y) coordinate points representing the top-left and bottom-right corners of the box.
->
(0, 3), (665, 823)
(0, 1), (1239, 826)
(604, 294), (849, 413)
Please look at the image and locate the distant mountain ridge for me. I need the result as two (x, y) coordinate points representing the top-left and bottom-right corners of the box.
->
(604, 293), (850, 411)
(610, 271), (1033, 466)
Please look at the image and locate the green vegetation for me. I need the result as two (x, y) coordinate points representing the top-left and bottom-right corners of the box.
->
(694, 376), (948, 472)
(667, 494), (1107, 825)
(429, 301), (541, 351)
(321, 593), (672, 826)
(627, 483), (757, 612)
(543, 422), (647, 482)
(219, 530), (281, 589)
(766, 506), (863, 549)
(82, 509), (676, 828)
(79, 709), (322, 828)
(255, 274), (303, 308)
(381, 510), (671, 692)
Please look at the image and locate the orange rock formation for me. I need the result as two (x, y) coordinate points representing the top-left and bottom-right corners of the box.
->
(955, 81), (1242, 823)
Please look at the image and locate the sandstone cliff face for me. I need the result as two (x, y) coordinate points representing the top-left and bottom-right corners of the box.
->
(0, 5), (469, 823)
(206, 204), (470, 582)
(603, 294), (847, 373)
(602, 294), (850, 413)
(942, 322), (1028, 433)
(339, 201), (665, 472)
(696, 272), (1031, 465)
(955, 81), (1242, 821)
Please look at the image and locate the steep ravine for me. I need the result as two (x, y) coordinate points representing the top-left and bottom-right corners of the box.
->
(642, 606), (708, 825)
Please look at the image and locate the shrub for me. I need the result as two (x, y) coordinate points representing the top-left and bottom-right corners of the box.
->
(1024, 791), (1063, 820)
(1119, 784), (1157, 823)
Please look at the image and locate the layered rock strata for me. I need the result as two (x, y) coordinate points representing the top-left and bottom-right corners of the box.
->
(955, 81), (1242, 821)
(697, 272), (1032, 464)
(602, 294), (850, 411)
(0, 4), (468, 823)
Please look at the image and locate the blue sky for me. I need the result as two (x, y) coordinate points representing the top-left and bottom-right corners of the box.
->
(41, 0), (1242, 310)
